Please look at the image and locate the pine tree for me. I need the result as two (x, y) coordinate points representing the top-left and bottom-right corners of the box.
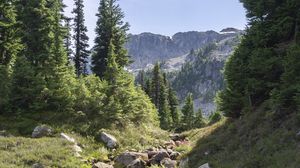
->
(64, 17), (73, 62)
(144, 78), (152, 97)
(151, 63), (162, 108)
(92, 0), (130, 78)
(72, 0), (90, 76)
(158, 80), (172, 129)
(181, 93), (194, 130)
(193, 108), (205, 128)
(0, 0), (21, 112)
(168, 87), (180, 126)
(12, 0), (74, 111)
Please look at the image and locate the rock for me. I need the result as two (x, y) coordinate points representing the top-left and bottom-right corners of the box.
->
(161, 158), (177, 168)
(166, 149), (173, 154)
(127, 159), (146, 168)
(147, 151), (159, 159)
(170, 134), (186, 141)
(178, 158), (189, 168)
(32, 163), (44, 168)
(175, 141), (182, 146)
(170, 152), (181, 160)
(92, 162), (113, 168)
(296, 131), (300, 139)
(60, 133), (76, 143)
(149, 150), (170, 165)
(164, 140), (176, 147)
(115, 152), (148, 167)
(199, 163), (210, 168)
(32, 125), (52, 138)
(100, 132), (118, 149)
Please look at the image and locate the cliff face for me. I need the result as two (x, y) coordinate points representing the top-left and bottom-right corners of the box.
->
(127, 28), (243, 115)
(171, 33), (242, 116)
(126, 30), (235, 70)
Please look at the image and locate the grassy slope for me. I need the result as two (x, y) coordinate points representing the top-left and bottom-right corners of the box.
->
(183, 105), (300, 168)
(0, 137), (83, 168)
(0, 115), (169, 168)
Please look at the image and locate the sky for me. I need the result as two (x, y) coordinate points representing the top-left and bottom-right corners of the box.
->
(63, 0), (248, 46)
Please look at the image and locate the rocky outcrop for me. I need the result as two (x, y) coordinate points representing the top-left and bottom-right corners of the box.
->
(126, 30), (240, 71)
(32, 125), (52, 138)
(100, 132), (118, 149)
(60, 133), (82, 157)
(161, 158), (177, 168)
(115, 152), (148, 167)
(199, 163), (210, 168)
(92, 162), (114, 168)
(127, 159), (146, 168)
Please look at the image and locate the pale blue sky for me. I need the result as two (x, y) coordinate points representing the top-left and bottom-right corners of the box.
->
(63, 0), (247, 46)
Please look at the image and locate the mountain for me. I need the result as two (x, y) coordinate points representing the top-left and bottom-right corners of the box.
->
(127, 28), (243, 115)
(125, 29), (242, 71)
(171, 33), (242, 116)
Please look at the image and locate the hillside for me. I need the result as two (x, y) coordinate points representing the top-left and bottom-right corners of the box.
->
(171, 33), (242, 115)
(180, 104), (300, 168)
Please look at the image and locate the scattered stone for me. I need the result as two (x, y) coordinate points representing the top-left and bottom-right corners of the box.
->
(32, 125), (52, 138)
(161, 158), (177, 168)
(178, 158), (189, 168)
(199, 163), (210, 168)
(170, 151), (181, 160)
(296, 131), (300, 140)
(204, 151), (209, 156)
(149, 150), (170, 165)
(100, 132), (118, 149)
(164, 140), (176, 146)
(175, 141), (182, 146)
(127, 158), (146, 168)
(170, 134), (186, 141)
(147, 151), (159, 159)
(60, 133), (76, 143)
(32, 163), (44, 168)
(0, 130), (10, 137)
(92, 162), (113, 168)
(115, 152), (148, 167)
(166, 149), (173, 154)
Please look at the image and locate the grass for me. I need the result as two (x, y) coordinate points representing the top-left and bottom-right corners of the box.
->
(182, 104), (300, 168)
(0, 137), (83, 168)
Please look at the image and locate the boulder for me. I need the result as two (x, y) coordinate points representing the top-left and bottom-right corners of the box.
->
(170, 134), (186, 141)
(92, 162), (113, 168)
(296, 131), (300, 140)
(60, 133), (76, 143)
(32, 125), (52, 138)
(100, 132), (118, 149)
(170, 152), (181, 160)
(178, 158), (189, 168)
(147, 151), (159, 159)
(115, 152), (148, 167)
(149, 150), (170, 165)
(32, 163), (44, 168)
(127, 159), (146, 168)
(161, 158), (177, 168)
(199, 163), (210, 168)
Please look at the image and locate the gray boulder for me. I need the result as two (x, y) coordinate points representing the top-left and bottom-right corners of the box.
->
(199, 163), (210, 168)
(115, 152), (148, 167)
(127, 159), (146, 168)
(92, 162), (113, 168)
(32, 163), (44, 168)
(100, 132), (118, 149)
(32, 125), (52, 138)
(170, 151), (181, 160)
(161, 158), (177, 168)
(296, 131), (300, 139)
(149, 149), (170, 165)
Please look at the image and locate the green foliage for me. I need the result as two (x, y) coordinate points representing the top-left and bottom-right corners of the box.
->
(0, 0), (21, 113)
(181, 93), (194, 130)
(92, 0), (130, 78)
(209, 112), (223, 124)
(219, 0), (300, 118)
(72, 0), (90, 76)
(193, 108), (206, 128)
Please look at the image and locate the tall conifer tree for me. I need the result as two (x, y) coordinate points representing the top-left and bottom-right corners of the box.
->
(92, 0), (130, 78)
(72, 0), (90, 76)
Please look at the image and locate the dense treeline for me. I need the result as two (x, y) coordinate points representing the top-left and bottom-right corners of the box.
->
(218, 0), (300, 118)
(0, 0), (157, 134)
(136, 63), (207, 131)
